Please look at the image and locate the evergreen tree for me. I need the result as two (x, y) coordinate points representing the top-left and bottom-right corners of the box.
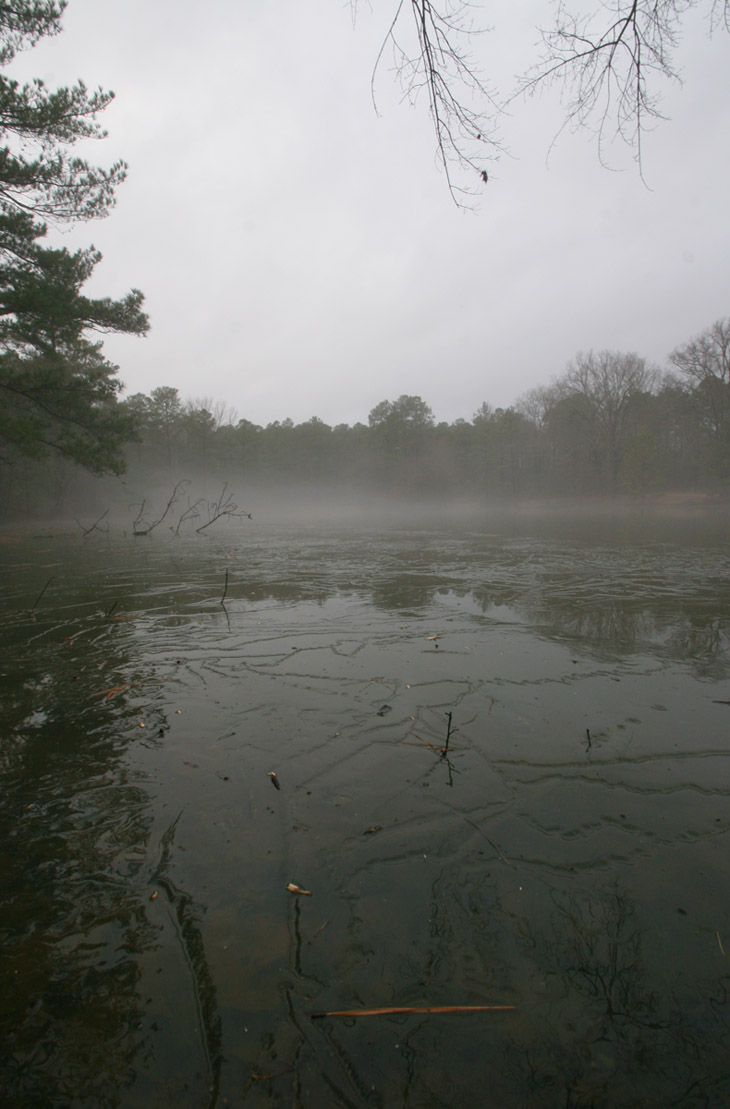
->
(0, 1), (147, 474)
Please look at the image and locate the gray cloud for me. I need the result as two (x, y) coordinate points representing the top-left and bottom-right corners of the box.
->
(12, 0), (729, 424)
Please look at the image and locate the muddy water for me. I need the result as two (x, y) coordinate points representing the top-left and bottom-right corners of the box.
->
(1, 517), (729, 1107)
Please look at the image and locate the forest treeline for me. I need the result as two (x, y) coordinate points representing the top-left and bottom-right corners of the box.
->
(3, 319), (729, 519)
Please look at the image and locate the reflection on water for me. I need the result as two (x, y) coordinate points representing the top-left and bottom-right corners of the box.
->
(1, 516), (729, 1105)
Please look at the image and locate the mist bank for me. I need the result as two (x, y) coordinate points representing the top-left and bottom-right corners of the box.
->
(4, 463), (730, 541)
(2, 419), (729, 528)
(5, 324), (730, 523)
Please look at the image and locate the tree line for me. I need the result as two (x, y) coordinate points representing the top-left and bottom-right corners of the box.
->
(116, 324), (730, 501)
(57, 322), (719, 510)
(2, 315), (729, 517)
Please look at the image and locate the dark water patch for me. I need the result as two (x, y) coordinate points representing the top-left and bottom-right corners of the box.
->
(1, 521), (730, 1104)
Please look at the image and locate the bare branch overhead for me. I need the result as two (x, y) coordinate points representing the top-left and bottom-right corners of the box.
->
(359, 1), (730, 203)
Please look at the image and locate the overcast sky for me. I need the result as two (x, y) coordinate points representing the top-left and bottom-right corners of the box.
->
(12, 0), (730, 427)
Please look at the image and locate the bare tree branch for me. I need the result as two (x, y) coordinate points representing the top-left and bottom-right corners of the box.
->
(132, 479), (189, 536)
(360, 2), (729, 198)
(365, 1), (501, 207)
(196, 484), (252, 533)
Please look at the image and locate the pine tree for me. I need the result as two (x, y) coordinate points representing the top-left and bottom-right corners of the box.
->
(0, 1), (148, 474)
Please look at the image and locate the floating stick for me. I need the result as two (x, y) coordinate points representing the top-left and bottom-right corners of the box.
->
(311, 1004), (515, 1019)
(443, 711), (453, 755)
(30, 576), (54, 613)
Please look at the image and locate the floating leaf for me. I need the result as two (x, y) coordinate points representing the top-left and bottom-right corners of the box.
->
(287, 883), (312, 896)
(376, 704), (392, 716)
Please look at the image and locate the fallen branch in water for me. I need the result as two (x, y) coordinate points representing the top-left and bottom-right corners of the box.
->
(132, 480), (189, 536)
(311, 1004), (515, 1019)
(196, 483), (252, 533)
(174, 497), (205, 535)
(74, 509), (109, 537)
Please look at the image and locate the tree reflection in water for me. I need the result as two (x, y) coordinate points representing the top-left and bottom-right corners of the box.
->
(502, 882), (730, 1106)
(0, 589), (222, 1106)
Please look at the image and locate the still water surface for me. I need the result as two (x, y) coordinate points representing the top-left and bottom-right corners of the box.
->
(1, 515), (729, 1107)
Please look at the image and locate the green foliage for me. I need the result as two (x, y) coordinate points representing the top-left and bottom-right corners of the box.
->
(0, 342), (135, 472)
(0, 1), (147, 478)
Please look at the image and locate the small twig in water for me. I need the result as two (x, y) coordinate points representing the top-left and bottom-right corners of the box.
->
(30, 576), (54, 613)
(196, 483), (252, 533)
(311, 1004), (516, 1019)
(585, 728), (592, 751)
(74, 509), (109, 537)
(308, 919), (330, 944)
(221, 568), (229, 606)
(251, 1065), (294, 1082)
(442, 711), (453, 756)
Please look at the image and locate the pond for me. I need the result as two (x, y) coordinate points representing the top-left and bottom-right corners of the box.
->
(1, 512), (729, 1107)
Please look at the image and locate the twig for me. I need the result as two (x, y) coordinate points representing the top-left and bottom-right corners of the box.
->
(442, 711), (453, 756)
(221, 568), (229, 607)
(311, 1004), (515, 1019)
(133, 480), (190, 536)
(174, 498), (204, 535)
(251, 1065), (294, 1082)
(308, 919), (330, 944)
(196, 483), (252, 533)
(74, 509), (109, 537)
(30, 576), (54, 613)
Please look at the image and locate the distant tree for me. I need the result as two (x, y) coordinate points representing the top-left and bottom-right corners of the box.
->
(560, 351), (659, 491)
(360, 1), (730, 204)
(618, 393), (669, 497)
(368, 394), (435, 491)
(368, 394), (434, 434)
(146, 387), (182, 468)
(669, 318), (730, 476)
(0, 2), (147, 473)
(187, 396), (239, 431)
(180, 403), (216, 467)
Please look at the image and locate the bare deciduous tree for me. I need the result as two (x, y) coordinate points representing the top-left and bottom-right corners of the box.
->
(517, 0), (729, 170)
(364, 0), (500, 205)
(186, 396), (239, 431)
(670, 317), (730, 436)
(563, 350), (659, 486)
(360, 1), (730, 204)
